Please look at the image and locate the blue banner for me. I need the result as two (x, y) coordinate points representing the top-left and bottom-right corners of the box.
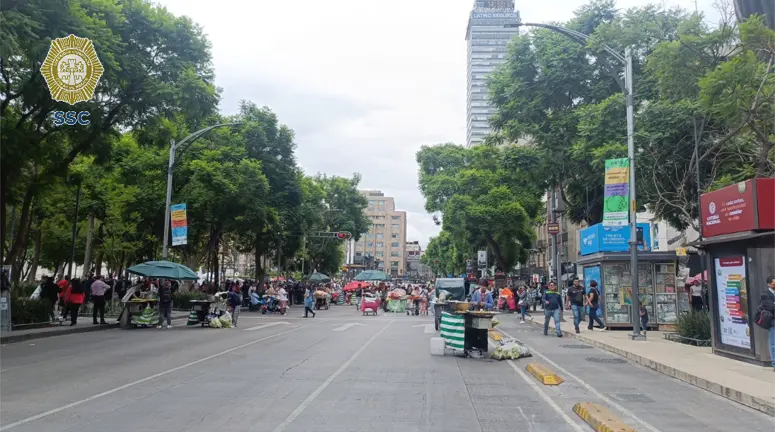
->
(580, 223), (651, 255)
(583, 265), (602, 315)
(170, 203), (188, 246)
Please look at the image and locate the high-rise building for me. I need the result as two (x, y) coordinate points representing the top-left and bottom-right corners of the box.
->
(353, 190), (408, 277)
(465, 1), (520, 147)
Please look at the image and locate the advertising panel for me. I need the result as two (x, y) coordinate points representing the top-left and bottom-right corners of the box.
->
(170, 203), (188, 246)
(714, 256), (750, 349)
(602, 158), (629, 227)
(583, 265), (602, 315)
(700, 180), (756, 237)
(580, 223), (651, 255)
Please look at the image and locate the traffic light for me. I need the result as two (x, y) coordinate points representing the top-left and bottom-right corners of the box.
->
(336, 231), (352, 240)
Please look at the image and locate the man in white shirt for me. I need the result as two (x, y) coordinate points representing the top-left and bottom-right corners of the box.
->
(90, 275), (110, 325)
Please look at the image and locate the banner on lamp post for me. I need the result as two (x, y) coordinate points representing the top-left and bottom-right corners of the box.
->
(602, 158), (629, 227)
(170, 203), (188, 246)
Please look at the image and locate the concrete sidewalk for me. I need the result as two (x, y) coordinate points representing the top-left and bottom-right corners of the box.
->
(525, 317), (775, 416)
(0, 311), (189, 345)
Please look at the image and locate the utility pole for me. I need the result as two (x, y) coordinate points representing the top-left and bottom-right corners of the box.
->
(67, 183), (82, 278)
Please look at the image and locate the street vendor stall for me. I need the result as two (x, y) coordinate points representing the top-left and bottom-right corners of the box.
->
(314, 290), (330, 310)
(439, 301), (497, 357)
(187, 299), (216, 327)
(120, 260), (199, 329)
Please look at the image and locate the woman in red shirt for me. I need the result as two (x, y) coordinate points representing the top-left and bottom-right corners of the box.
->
(62, 278), (86, 326)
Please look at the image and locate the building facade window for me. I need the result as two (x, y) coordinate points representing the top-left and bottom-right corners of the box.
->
(391, 233), (399, 239)
(376, 242), (384, 248)
(375, 224), (385, 229)
(390, 261), (399, 268)
(391, 215), (400, 220)
(376, 233), (384, 239)
(391, 242), (399, 247)
(376, 252), (384, 257)
(391, 224), (400, 230)
(367, 242), (373, 247)
(391, 251), (400, 257)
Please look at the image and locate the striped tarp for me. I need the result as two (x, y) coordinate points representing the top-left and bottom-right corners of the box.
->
(440, 311), (465, 350)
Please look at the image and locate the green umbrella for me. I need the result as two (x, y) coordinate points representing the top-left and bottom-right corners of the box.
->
(306, 272), (331, 283)
(127, 260), (199, 280)
(353, 270), (390, 282)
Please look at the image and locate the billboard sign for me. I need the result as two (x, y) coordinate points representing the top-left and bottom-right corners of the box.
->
(714, 256), (750, 349)
(170, 203), (188, 246)
(700, 178), (774, 237)
(580, 223), (651, 255)
(602, 158), (629, 226)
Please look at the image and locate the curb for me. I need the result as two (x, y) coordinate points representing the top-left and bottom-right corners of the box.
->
(572, 402), (636, 432)
(0, 315), (187, 345)
(526, 362), (564, 385)
(524, 319), (775, 417)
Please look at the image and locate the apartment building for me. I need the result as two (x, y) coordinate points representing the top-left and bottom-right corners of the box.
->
(353, 190), (408, 277)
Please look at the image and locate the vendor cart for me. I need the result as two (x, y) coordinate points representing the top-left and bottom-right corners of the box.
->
(119, 298), (160, 329)
(315, 296), (329, 310)
(462, 311), (495, 357)
(187, 300), (215, 327)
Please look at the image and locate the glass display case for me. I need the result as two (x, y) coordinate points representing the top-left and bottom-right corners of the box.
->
(655, 263), (678, 324)
(602, 262), (654, 326)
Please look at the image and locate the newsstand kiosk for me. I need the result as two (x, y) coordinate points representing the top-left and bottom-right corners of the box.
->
(576, 222), (685, 330)
(695, 178), (774, 366)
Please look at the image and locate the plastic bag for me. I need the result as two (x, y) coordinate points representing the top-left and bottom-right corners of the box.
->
(29, 285), (42, 300)
(209, 317), (222, 328)
(438, 290), (452, 302)
(491, 317), (500, 328)
(220, 311), (232, 325)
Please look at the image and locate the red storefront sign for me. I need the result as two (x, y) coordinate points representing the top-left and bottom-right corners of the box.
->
(700, 178), (775, 237)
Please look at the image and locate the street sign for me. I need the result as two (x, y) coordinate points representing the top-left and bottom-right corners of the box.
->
(548, 222), (560, 235)
(477, 250), (487, 267)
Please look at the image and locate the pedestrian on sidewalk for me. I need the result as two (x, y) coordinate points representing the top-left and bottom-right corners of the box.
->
(228, 284), (242, 327)
(517, 286), (530, 323)
(542, 282), (563, 337)
(62, 278), (85, 326)
(303, 286), (316, 318)
(41, 276), (60, 322)
(756, 276), (775, 370)
(157, 280), (173, 329)
(566, 277), (585, 333)
(90, 275), (110, 325)
(639, 304), (649, 335)
(586, 280), (607, 331)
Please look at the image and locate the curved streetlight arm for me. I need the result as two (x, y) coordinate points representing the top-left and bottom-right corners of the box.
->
(171, 122), (243, 168)
(505, 23), (625, 64)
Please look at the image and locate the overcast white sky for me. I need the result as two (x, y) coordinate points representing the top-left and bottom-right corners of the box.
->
(158, 0), (720, 247)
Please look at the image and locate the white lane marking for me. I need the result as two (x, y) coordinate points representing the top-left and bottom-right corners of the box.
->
(243, 322), (290, 331)
(412, 324), (435, 333)
(506, 360), (585, 432)
(500, 329), (662, 432)
(271, 320), (394, 432)
(332, 322), (364, 332)
(0, 324), (313, 431)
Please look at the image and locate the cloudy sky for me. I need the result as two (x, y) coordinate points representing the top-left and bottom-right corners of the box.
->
(158, 0), (720, 247)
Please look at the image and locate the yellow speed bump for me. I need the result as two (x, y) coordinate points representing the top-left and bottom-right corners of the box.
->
(525, 363), (564, 385)
(488, 329), (503, 341)
(572, 402), (636, 432)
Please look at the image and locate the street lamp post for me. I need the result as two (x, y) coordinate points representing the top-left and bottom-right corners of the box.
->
(162, 123), (241, 260)
(505, 22), (643, 339)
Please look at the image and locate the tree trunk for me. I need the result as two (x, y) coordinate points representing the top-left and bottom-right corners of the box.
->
(82, 214), (95, 277)
(25, 220), (42, 283)
(213, 235), (221, 288)
(486, 234), (509, 272)
(4, 186), (33, 266)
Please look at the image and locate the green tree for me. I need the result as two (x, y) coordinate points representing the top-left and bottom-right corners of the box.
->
(417, 143), (542, 272)
(1, 0), (219, 270)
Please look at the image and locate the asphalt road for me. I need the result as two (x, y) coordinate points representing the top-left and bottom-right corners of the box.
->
(0, 305), (772, 432)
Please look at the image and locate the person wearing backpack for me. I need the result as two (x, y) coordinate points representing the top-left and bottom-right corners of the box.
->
(755, 276), (775, 370)
(586, 280), (607, 331)
(565, 277), (586, 334)
(157, 280), (173, 329)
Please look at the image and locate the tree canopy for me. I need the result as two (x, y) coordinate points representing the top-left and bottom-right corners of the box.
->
(1, 0), (369, 284)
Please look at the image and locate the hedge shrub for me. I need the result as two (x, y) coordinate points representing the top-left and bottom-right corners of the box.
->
(11, 298), (53, 325)
(172, 291), (207, 309)
(677, 310), (711, 343)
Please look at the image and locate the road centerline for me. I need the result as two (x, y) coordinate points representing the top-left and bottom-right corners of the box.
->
(270, 319), (394, 432)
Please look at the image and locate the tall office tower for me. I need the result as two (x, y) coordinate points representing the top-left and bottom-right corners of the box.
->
(465, 1), (520, 148)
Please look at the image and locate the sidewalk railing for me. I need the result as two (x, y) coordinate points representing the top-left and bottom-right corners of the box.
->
(662, 332), (711, 347)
